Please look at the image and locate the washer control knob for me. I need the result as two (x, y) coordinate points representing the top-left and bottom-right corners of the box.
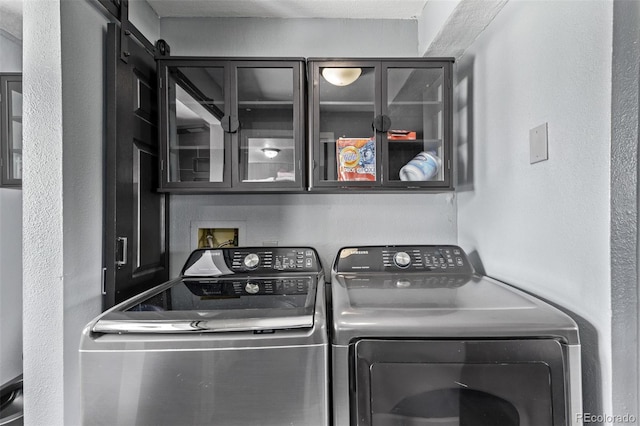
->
(243, 253), (260, 269)
(245, 282), (260, 294)
(393, 251), (412, 268)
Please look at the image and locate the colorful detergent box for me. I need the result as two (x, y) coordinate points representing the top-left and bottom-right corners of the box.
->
(336, 138), (376, 181)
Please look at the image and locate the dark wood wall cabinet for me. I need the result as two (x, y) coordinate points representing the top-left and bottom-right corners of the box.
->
(0, 74), (22, 188)
(157, 58), (306, 193)
(157, 57), (454, 193)
(308, 58), (454, 191)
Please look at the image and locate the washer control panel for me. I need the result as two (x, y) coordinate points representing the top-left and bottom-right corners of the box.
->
(335, 245), (473, 274)
(231, 248), (319, 272)
(182, 247), (321, 277)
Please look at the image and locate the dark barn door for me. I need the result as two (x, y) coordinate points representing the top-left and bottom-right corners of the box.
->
(103, 23), (169, 309)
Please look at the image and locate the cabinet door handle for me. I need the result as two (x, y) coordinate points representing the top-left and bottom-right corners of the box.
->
(373, 115), (391, 133)
(101, 267), (107, 295)
(221, 115), (240, 133)
(116, 237), (128, 267)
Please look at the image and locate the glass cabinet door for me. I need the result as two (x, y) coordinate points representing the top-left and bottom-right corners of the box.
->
(313, 62), (379, 186)
(164, 64), (229, 186)
(310, 59), (452, 190)
(1, 74), (22, 187)
(160, 59), (305, 192)
(383, 63), (449, 187)
(235, 64), (302, 188)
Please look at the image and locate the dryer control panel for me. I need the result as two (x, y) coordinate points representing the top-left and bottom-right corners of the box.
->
(334, 245), (474, 274)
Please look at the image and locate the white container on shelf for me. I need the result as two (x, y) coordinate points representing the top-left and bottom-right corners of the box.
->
(399, 151), (441, 181)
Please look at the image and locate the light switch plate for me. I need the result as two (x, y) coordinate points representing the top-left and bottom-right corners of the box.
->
(530, 122), (548, 164)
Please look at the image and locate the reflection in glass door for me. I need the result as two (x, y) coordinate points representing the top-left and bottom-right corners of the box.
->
(237, 67), (296, 184)
(167, 66), (226, 184)
(317, 65), (377, 184)
(385, 66), (445, 183)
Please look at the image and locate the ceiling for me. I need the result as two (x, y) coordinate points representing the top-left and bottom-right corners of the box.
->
(144, 0), (431, 20)
(0, 0), (436, 41)
(0, 0), (503, 58)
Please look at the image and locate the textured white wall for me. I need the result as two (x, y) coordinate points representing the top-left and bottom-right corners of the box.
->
(160, 17), (458, 273)
(417, 0), (459, 55)
(23, 0), (107, 424)
(420, 0), (508, 58)
(0, 30), (23, 387)
(23, 0), (65, 424)
(455, 0), (613, 415)
(610, 0), (640, 417)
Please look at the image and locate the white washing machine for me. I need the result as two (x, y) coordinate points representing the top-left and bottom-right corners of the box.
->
(329, 245), (582, 426)
(80, 246), (328, 426)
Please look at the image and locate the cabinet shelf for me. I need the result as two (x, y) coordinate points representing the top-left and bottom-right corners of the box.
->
(319, 101), (374, 106)
(319, 101), (375, 113)
(387, 101), (442, 106)
(238, 100), (294, 108)
(388, 139), (442, 144)
(318, 139), (443, 145)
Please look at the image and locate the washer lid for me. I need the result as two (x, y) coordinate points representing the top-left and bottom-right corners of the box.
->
(93, 276), (317, 333)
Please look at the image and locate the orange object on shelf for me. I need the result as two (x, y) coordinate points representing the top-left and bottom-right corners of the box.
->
(387, 130), (417, 140)
(336, 137), (376, 181)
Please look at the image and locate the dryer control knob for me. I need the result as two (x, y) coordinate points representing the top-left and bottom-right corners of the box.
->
(393, 251), (412, 268)
(243, 253), (260, 269)
(245, 282), (260, 294)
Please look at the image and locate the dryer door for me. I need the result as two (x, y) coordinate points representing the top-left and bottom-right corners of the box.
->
(353, 339), (568, 426)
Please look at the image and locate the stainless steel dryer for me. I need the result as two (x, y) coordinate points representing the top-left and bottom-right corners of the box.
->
(329, 245), (582, 426)
(80, 247), (328, 426)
